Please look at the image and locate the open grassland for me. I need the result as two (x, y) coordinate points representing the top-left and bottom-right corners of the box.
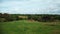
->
(0, 20), (60, 34)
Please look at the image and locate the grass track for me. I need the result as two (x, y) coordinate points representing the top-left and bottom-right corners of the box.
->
(0, 20), (60, 34)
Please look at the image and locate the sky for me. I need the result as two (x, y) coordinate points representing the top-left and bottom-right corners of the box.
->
(0, 0), (60, 14)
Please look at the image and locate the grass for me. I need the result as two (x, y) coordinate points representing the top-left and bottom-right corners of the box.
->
(0, 20), (60, 34)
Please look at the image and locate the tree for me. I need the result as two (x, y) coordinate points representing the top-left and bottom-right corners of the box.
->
(0, 13), (2, 18)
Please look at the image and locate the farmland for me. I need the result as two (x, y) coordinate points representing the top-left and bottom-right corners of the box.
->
(0, 20), (60, 34)
(0, 13), (60, 34)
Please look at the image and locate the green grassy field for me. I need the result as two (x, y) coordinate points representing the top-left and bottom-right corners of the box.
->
(0, 20), (60, 34)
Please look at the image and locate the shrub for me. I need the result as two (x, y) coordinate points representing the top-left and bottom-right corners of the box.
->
(0, 18), (6, 22)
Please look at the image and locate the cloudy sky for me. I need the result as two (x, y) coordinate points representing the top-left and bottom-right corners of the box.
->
(0, 0), (60, 14)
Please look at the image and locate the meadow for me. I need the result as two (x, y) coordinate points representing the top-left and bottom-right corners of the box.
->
(0, 20), (60, 34)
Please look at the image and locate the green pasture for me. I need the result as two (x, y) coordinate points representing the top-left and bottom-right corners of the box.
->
(0, 20), (60, 34)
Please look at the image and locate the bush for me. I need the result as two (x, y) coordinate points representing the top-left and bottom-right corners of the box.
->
(0, 18), (6, 22)
(28, 15), (32, 20)
(37, 15), (55, 22)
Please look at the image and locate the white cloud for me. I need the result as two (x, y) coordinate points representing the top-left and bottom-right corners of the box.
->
(0, 0), (60, 14)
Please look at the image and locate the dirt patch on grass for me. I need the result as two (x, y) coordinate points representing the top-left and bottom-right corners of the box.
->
(27, 20), (37, 22)
(28, 20), (35, 21)
(43, 22), (60, 26)
(51, 30), (60, 34)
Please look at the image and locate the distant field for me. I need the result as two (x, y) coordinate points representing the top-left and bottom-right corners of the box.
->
(0, 20), (60, 34)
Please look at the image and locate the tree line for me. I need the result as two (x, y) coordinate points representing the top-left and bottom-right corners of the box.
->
(28, 15), (60, 22)
(0, 13), (17, 22)
(0, 13), (60, 22)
